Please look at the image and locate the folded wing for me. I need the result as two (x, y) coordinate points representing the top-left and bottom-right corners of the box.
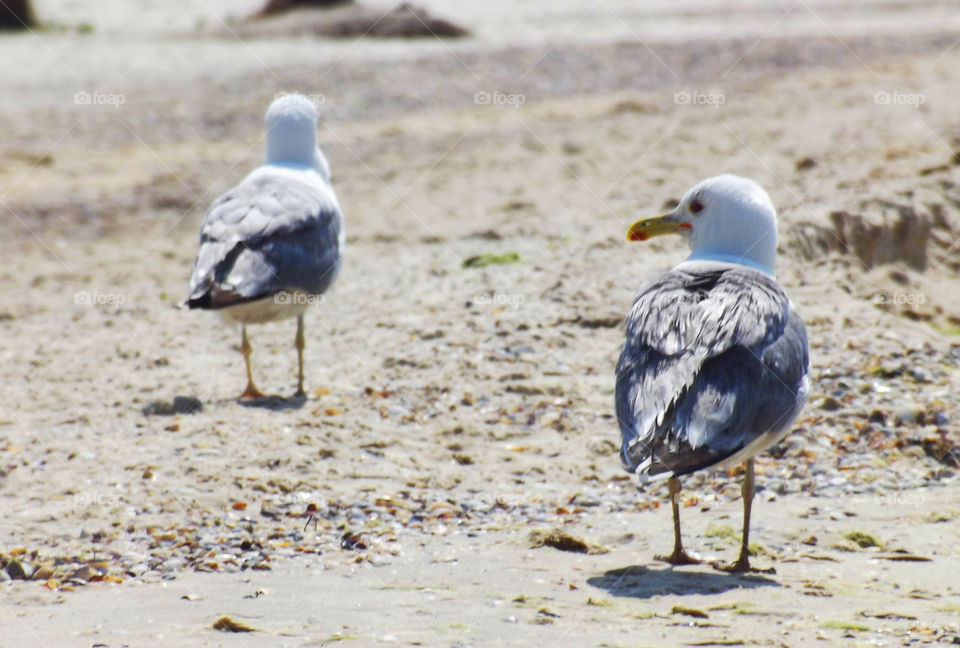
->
(186, 169), (343, 310)
(615, 262), (809, 477)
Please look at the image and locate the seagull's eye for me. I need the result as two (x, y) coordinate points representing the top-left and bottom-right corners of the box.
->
(689, 199), (704, 214)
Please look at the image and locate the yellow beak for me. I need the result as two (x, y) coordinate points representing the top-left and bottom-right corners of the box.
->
(626, 213), (692, 242)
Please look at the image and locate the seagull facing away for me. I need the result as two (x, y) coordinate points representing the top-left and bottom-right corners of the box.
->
(615, 175), (809, 572)
(185, 94), (344, 400)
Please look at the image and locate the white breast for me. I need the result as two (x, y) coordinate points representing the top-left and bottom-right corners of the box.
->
(218, 293), (311, 325)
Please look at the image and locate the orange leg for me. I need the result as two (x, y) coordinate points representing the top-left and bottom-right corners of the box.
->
(239, 325), (267, 400)
(294, 314), (306, 397)
(714, 459), (762, 573)
(656, 476), (701, 566)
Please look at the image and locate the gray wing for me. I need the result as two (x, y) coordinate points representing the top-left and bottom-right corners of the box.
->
(615, 262), (809, 477)
(186, 169), (343, 309)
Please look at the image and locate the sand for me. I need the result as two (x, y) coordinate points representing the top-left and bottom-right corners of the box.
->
(5, 489), (958, 646)
(0, 1), (958, 646)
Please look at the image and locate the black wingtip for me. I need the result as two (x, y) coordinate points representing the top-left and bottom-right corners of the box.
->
(184, 287), (276, 311)
(184, 292), (212, 310)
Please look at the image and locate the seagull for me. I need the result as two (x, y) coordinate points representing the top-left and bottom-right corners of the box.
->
(615, 175), (809, 572)
(185, 94), (344, 400)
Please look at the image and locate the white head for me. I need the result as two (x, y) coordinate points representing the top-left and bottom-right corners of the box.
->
(627, 174), (778, 276)
(264, 94), (331, 180)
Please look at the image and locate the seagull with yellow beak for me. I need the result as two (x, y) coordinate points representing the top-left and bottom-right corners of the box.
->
(615, 174), (809, 572)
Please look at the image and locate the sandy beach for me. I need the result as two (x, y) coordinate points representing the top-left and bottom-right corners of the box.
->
(0, 1), (958, 646)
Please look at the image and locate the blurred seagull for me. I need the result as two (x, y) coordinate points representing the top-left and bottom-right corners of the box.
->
(615, 175), (809, 572)
(185, 94), (344, 400)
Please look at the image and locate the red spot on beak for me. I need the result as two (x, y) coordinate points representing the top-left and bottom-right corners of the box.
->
(628, 230), (648, 242)
(679, 223), (692, 230)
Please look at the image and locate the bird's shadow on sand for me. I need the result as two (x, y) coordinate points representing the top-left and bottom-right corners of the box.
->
(141, 395), (204, 416)
(587, 564), (780, 599)
(235, 393), (308, 411)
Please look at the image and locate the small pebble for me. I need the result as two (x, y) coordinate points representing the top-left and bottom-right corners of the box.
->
(894, 407), (924, 426)
(5, 560), (32, 580)
(820, 397), (842, 411)
(127, 563), (149, 577)
(32, 567), (54, 581)
(902, 446), (926, 460)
